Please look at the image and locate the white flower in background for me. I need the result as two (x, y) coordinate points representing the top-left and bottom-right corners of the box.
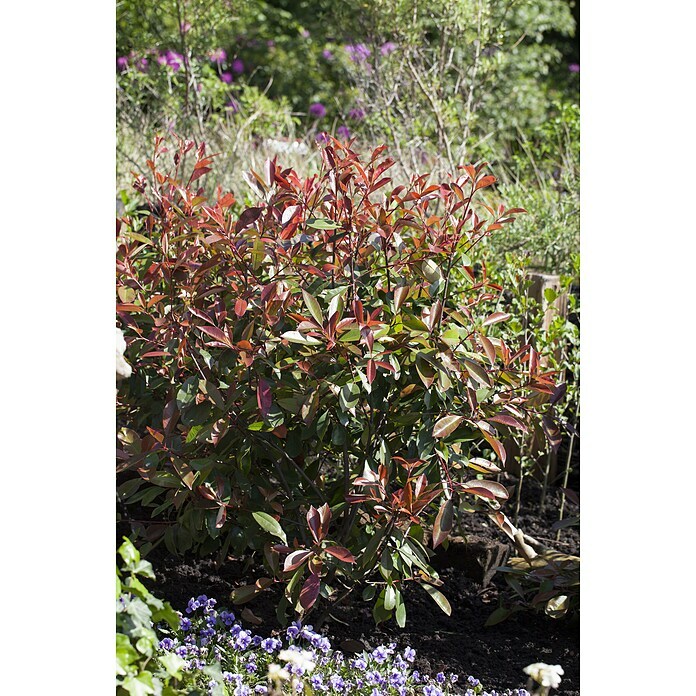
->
(278, 648), (316, 673)
(267, 663), (290, 682)
(524, 663), (564, 691)
(116, 327), (132, 381)
(264, 139), (309, 155)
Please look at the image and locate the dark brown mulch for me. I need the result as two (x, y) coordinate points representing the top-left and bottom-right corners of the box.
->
(137, 477), (579, 695)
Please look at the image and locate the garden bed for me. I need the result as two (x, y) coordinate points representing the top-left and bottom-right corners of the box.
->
(138, 480), (579, 695)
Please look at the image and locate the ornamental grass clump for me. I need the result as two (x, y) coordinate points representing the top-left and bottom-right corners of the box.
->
(117, 136), (560, 625)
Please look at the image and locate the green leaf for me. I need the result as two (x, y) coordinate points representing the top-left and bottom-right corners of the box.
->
(176, 376), (200, 409)
(422, 583), (452, 615)
(384, 584), (396, 611)
(372, 591), (392, 624)
(302, 289), (324, 325)
(306, 218), (341, 230)
(122, 672), (155, 696)
(159, 652), (186, 679)
(118, 538), (140, 567)
(185, 424), (205, 443)
(395, 599), (407, 627)
(339, 382), (360, 412)
(485, 606), (512, 626)
(116, 633), (139, 670)
(432, 415), (465, 438)
(463, 358), (492, 387)
(251, 511), (287, 544)
(281, 330), (323, 346)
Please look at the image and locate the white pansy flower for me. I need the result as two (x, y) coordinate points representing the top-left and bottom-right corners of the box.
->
(524, 663), (564, 690)
(116, 328), (132, 381)
(267, 663), (290, 682)
(278, 648), (316, 673)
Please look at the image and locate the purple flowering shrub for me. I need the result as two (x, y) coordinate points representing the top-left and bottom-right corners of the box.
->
(156, 593), (531, 696)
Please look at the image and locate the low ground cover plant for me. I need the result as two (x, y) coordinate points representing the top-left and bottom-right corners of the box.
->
(117, 535), (538, 695)
(117, 136), (560, 627)
(117, 538), (188, 695)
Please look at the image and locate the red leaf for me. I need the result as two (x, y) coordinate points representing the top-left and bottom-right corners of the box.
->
(323, 545), (356, 564)
(482, 312), (511, 327)
(542, 415), (562, 452)
(198, 326), (233, 347)
(488, 511), (518, 541)
(461, 479), (509, 500)
(432, 498), (454, 549)
(488, 413), (528, 433)
(234, 298), (248, 317)
(475, 175), (496, 191)
(257, 378), (272, 416)
(317, 503), (331, 540)
(235, 206), (262, 233)
(299, 573), (321, 610)
(394, 285), (410, 312)
(306, 505), (322, 544)
(366, 359), (376, 384)
(479, 333), (497, 365)
(284, 549), (313, 572)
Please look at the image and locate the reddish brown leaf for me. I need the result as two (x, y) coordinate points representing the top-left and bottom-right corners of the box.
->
(323, 545), (356, 564)
(366, 359), (376, 384)
(489, 413), (528, 433)
(257, 378), (272, 416)
(198, 326), (233, 347)
(284, 549), (313, 572)
(235, 206), (262, 233)
(432, 498), (454, 548)
(461, 479), (509, 500)
(299, 572), (321, 610)
(306, 505), (322, 544)
(234, 298), (248, 317)
(482, 312), (511, 327)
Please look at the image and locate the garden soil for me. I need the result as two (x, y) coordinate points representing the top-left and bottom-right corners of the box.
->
(139, 475), (580, 695)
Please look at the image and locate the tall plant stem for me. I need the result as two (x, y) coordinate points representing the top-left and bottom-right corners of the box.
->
(539, 448), (553, 510)
(513, 445), (525, 526)
(556, 403), (579, 541)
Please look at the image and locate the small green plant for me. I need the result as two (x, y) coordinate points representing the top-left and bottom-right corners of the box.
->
(116, 538), (189, 695)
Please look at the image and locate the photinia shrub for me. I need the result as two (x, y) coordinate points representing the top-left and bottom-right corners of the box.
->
(116, 136), (558, 625)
